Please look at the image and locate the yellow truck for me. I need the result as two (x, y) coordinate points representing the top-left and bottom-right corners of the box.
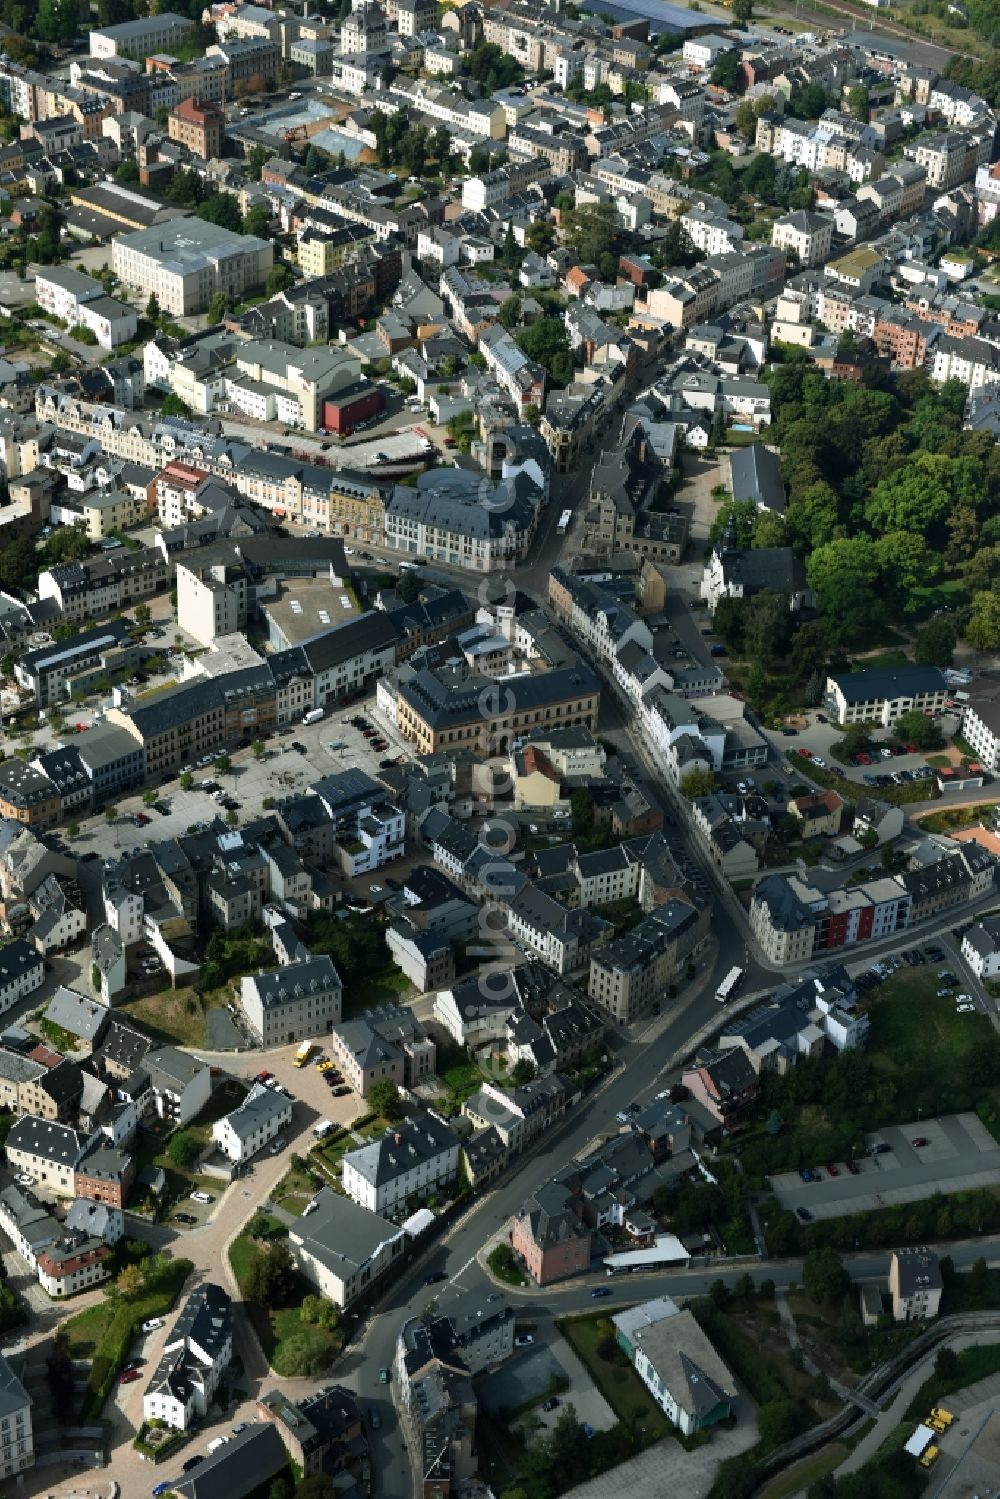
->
(294, 1041), (314, 1067)
(919, 1444), (940, 1469)
(929, 1408), (954, 1432)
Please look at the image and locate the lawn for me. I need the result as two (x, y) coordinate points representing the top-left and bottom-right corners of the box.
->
(130, 1122), (227, 1215)
(558, 1313), (672, 1439)
(273, 1159), (320, 1216)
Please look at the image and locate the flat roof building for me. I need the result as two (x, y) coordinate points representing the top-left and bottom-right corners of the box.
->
(112, 219), (273, 316)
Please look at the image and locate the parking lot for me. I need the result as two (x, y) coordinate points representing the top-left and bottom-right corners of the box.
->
(60, 691), (416, 861)
(772, 1113), (1000, 1220)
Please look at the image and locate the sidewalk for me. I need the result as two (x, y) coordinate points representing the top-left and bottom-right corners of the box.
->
(835, 1333), (985, 1476)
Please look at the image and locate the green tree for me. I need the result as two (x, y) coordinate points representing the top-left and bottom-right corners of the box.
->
(207, 291), (230, 324)
(498, 294), (522, 331)
(802, 1246), (851, 1305)
(180, 771), (194, 790)
(196, 193), (244, 233)
(0, 652), (13, 678)
(510, 1058), (537, 1085)
(245, 1240), (297, 1305)
(167, 1130), (201, 1169)
(935, 1346), (959, 1379)
(146, 292), (161, 324)
(301, 1293), (340, 1330)
(214, 754), (231, 773)
(757, 1398), (809, 1449)
(266, 263), (294, 296)
(516, 318), (573, 387)
(966, 590), (1000, 653)
(295, 1477), (337, 1499)
(914, 616), (958, 667)
(732, 0), (753, 19)
(115, 158), (140, 186)
(160, 393), (191, 419)
(243, 203), (270, 239)
(561, 201), (617, 266)
(245, 143), (270, 180)
(807, 537), (883, 642)
(252, 739), (265, 760)
(274, 1328), (330, 1376)
(893, 710), (943, 751)
(680, 768), (717, 799)
(115, 1263), (145, 1299)
(711, 50), (741, 89)
(847, 85), (870, 121)
(369, 1078), (404, 1121)
(397, 570), (420, 604)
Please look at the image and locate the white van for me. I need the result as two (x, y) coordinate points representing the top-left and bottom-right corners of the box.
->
(313, 1119), (335, 1139)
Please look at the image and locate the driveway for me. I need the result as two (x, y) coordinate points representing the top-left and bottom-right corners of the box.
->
(772, 1113), (1000, 1220)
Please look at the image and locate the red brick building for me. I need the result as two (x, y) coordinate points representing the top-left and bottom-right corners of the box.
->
(510, 1182), (592, 1285)
(167, 97), (224, 161)
(74, 1146), (135, 1210)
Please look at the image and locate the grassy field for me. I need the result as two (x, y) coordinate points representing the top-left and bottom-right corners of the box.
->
(904, 1343), (1000, 1420)
(558, 1313), (672, 1439)
(758, 1443), (850, 1499)
(273, 1159), (319, 1216)
(118, 987), (213, 1048)
(61, 1256), (193, 1418)
(228, 1225), (342, 1375)
(865, 969), (995, 1091)
(345, 966), (412, 1017)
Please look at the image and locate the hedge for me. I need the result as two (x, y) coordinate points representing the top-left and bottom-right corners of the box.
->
(80, 1258), (193, 1419)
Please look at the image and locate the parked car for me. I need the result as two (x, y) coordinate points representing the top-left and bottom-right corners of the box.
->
(368, 1407), (381, 1430)
(182, 1456), (204, 1472)
(141, 1318), (164, 1333)
(542, 1397), (560, 1412)
(845, 1160), (860, 1175)
(378, 1367), (391, 1384)
(514, 1334), (534, 1347)
(591, 1286), (611, 1298)
(798, 1167), (816, 1182)
(14, 1173), (33, 1186)
(957, 1002), (976, 1012)
(424, 1270), (447, 1285)
(174, 1212), (197, 1224)
(911, 1137), (930, 1147)
(190, 1191), (213, 1204)
(796, 1207), (812, 1222)
(824, 1162), (839, 1177)
(120, 1368), (142, 1384)
(270, 1137), (285, 1155)
(256, 1070), (273, 1083)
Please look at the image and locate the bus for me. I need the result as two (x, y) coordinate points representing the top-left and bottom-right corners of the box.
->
(557, 509), (572, 535)
(715, 966), (744, 1004)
